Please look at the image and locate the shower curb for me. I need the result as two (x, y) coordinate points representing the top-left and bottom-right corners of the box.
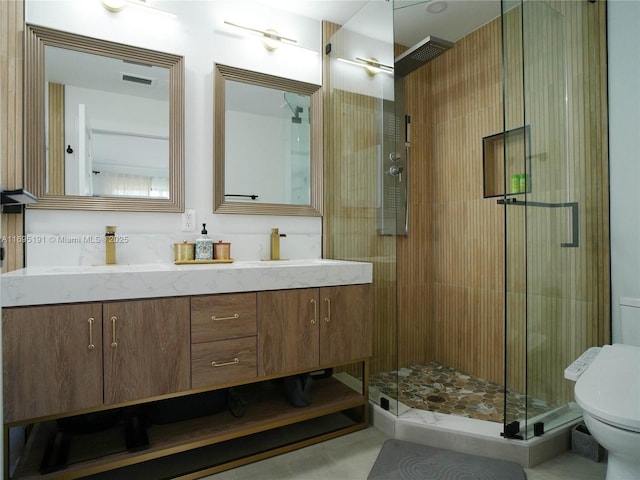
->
(369, 402), (582, 469)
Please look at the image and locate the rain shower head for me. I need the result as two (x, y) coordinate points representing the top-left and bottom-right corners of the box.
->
(291, 108), (303, 124)
(283, 92), (304, 124)
(394, 35), (454, 78)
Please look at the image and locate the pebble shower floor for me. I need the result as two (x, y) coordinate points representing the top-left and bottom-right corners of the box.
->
(369, 362), (551, 422)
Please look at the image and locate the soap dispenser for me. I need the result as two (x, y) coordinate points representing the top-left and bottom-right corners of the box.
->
(195, 224), (213, 260)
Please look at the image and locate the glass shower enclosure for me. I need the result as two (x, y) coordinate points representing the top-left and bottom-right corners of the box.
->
(324, 0), (609, 440)
(501, 0), (610, 438)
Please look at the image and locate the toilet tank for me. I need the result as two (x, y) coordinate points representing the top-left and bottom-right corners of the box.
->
(620, 297), (640, 346)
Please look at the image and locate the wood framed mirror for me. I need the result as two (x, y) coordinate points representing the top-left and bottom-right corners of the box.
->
(24, 24), (184, 212)
(214, 63), (322, 216)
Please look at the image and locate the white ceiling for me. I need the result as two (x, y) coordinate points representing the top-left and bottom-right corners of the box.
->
(393, 0), (501, 45)
(257, 0), (502, 47)
(46, 46), (170, 101)
(47, 1), (502, 98)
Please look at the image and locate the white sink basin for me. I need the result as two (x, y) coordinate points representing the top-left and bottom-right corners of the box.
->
(37, 264), (175, 274)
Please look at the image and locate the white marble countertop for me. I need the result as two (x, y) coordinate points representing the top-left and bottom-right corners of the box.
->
(1, 259), (373, 307)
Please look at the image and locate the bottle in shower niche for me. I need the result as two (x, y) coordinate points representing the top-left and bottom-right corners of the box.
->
(510, 174), (521, 194)
(195, 224), (213, 260)
(519, 173), (528, 193)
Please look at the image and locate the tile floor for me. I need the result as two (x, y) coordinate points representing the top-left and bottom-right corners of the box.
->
(369, 362), (550, 422)
(204, 426), (607, 480)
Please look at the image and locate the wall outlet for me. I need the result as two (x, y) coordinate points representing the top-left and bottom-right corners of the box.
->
(181, 209), (196, 232)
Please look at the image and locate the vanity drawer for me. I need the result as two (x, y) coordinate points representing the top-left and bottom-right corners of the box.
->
(191, 293), (256, 343)
(192, 337), (257, 389)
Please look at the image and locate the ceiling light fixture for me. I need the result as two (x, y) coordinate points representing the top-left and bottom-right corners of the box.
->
(101, 0), (126, 12)
(101, 0), (176, 18)
(223, 20), (298, 51)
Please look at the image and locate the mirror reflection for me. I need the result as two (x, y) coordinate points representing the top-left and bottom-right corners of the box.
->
(45, 46), (170, 198)
(225, 80), (311, 205)
(25, 24), (184, 212)
(214, 63), (322, 216)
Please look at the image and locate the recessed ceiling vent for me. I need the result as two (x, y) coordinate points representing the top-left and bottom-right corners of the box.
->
(121, 73), (155, 86)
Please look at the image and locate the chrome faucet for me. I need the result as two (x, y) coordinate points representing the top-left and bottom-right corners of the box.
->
(270, 228), (287, 261)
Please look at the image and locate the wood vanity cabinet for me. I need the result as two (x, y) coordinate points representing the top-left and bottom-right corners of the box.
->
(4, 283), (371, 479)
(3, 297), (190, 423)
(3, 303), (104, 423)
(257, 284), (371, 377)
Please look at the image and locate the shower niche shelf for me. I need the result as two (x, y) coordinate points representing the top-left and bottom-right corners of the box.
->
(482, 126), (531, 198)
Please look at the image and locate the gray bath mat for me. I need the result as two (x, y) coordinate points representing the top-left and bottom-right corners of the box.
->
(368, 439), (527, 480)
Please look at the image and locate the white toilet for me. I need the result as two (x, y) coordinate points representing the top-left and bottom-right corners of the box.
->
(573, 298), (640, 480)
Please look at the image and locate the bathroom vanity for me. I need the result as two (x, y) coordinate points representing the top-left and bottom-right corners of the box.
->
(2, 260), (372, 479)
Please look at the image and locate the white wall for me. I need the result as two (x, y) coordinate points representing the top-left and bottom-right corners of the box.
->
(608, 0), (640, 342)
(24, 0), (324, 264)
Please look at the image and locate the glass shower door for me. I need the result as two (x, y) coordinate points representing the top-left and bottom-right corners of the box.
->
(502, 0), (610, 439)
(324, 2), (399, 413)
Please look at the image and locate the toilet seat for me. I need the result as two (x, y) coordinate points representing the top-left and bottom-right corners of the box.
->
(574, 344), (640, 432)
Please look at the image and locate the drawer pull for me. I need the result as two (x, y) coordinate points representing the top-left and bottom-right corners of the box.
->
(111, 316), (118, 348)
(310, 298), (317, 324)
(211, 357), (240, 367)
(211, 313), (239, 321)
(87, 317), (95, 350)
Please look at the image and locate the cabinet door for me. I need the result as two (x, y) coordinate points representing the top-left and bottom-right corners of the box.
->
(103, 297), (190, 404)
(3, 303), (103, 422)
(319, 284), (372, 365)
(257, 288), (319, 376)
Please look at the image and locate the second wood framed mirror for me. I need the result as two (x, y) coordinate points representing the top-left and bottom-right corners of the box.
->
(214, 64), (322, 216)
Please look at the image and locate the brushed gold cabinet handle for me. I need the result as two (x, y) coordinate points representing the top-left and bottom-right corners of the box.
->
(211, 313), (239, 321)
(110, 316), (118, 348)
(310, 298), (317, 324)
(87, 317), (95, 350)
(324, 298), (331, 323)
(211, 357), (240, 367)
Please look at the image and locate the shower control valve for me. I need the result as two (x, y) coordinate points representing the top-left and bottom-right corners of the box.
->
(388, 152), (401, 162)
(388, 165), (404, 183)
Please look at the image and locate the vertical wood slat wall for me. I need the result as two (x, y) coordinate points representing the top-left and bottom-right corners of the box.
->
(0, 0), (25, 273)
(397, 18), (506, 384)
(47, 83), (65, 195)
